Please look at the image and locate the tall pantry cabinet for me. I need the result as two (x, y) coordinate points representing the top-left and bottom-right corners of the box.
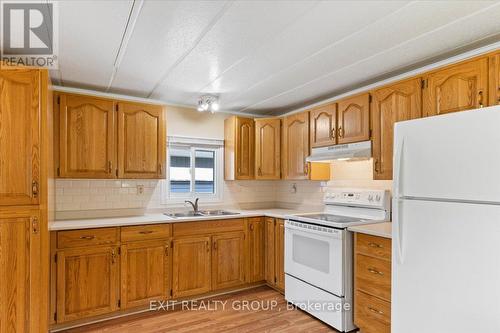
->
(0, 66), (53, 332)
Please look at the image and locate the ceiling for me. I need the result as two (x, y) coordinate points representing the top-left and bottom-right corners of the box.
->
(52, 0), (500, 115)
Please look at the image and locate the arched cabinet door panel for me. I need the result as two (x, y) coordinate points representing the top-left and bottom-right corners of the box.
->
(255, 118), (281, 180)
(310, 103), (337, 148)
(337, 93), (370, 144)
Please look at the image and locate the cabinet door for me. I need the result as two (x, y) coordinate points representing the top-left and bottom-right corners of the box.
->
(117, 102), (165, 179)
(255, 118), (281, 180)
(172, 237), (211, 298)
(275, 219), (285, 291)
(56, 246), (119, 322)
(423, 58), (488, 117)
(59, 94), (115, 178)
(282, 112), (310, 180)
(247, 217), (265, 282)
(212, 232), (245, 290)
(121, 240), (170, 309)
(372, 79), (422, 180)
(0, 211), (40, 332)
(264, 217), (275, 286)
(489, 53), (500, 106)
(0, 69), (40, 205)
(310, 103), (337, 148)
(337, 93), (370, 144)
(236, 117), (255, 179)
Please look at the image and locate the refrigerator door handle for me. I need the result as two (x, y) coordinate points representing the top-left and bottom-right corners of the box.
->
(393, 198), (405, 264)
(393, 137), (405, 198)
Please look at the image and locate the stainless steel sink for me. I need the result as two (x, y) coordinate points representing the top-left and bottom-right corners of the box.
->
(164, 210), (239, 218)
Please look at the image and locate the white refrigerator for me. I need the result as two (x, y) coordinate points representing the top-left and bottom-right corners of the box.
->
(392, 105), (500, 333)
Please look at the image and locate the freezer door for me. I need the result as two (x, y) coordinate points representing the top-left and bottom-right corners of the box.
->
(393, 106), (500, 202)
(392, 199), (500, 333)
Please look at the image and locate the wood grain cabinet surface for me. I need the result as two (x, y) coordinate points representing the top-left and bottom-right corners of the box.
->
(281, 112), (310, 180)
(489, 52), (500, 106)
(371, 78), (422, 180)
(224, 116), (255, 180)
(211, 232), (246, 290)
(247, 217), (265, 283)
(423, 57), (488, 117)
(337, 93), (370, 144)
(310, 102), (337, 148)
(255, 118), (281, 179)
(264, 217), (285, 292)
(58, 94), (116, 178)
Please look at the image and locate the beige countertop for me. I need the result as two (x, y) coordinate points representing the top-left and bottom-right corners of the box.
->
(348, 222), (392, 239)
(49, 208), (309, 231)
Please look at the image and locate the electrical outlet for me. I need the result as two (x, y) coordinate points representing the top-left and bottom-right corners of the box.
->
(137, 184), (144, 195)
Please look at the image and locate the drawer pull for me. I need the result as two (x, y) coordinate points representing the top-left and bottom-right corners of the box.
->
(368, 307), (384, 315)
(368, 242), (382, 248)
(80, 235), (96, 240)
(368, 268), (384, 276)
(139, 230), (154, 234)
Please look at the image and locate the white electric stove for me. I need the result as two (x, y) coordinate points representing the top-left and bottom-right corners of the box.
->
(284, 189), (391, 332)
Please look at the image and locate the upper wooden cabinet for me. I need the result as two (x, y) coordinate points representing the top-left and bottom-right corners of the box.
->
(423, 58), (488, 117)
(337, 93), (370, 144)
(310, 102), (337, 148)
(255, 118), (281, 179)
(489, 52), (500, 106)
(371, 78), (422, 180)
(224, 116), (255, 180)
(58, 94), (116, 178)
(117, 101), (166, 179)
(282, 112), (310, 180)
(0, 68), (40, 205)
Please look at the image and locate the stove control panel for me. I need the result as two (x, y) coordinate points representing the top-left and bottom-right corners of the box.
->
(324, 189), (390, 208)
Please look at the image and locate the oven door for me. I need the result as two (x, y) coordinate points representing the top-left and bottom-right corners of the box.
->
(285, 220), (345, 296)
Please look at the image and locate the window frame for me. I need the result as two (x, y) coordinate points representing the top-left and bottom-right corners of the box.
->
(162, 136), (224, 204)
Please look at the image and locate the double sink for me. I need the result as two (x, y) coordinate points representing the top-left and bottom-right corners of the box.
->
(164, 210), (240, 219)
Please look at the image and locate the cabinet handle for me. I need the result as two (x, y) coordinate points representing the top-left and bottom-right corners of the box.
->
(497, 87), (500, 105)
(374, 160), (380, 173)
(213, 241), (217, 250)
(304, 162), (309, 176)
(139, 230), (154, 234)
(108, 161), (112, 173)
(368, 242), (382, 248)
(206, 241), (210, 252)
(111, 249), (117, 264)
(338, 126), (343, 138)
(250, 223), (254, 231)
(79, 235), (96, 240)
(159, 163), (163, 174)
(237, 167), (241, 174)
(368, 307), (384, 315)
(32, 217), (39, 234)
(330, 128), (335, 138)
(258, 167), (262, 176)
(478, 90), (484, 108)
(165, 244), (169, 256)
(32, 180), (39, 198)
(368, 268), (384, 275)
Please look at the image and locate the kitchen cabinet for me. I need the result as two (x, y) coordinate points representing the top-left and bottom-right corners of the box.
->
(224, 116), (255, 180)
(354, 233), (392, 333)
(255, 118), (281, 179)
(247, 217), (265, 282)
(371, 78), (422, 180)
(337, 93), (370, 144)
(117, 101), (166, 179)
(120, 240), (170, 309)
(56, 245), (120, 322)
(0, 68), (41, 206)
(172, 236), (211, 298)
(212, 232), (246, 290)
(265, 217), (285, 292)
(310, 102), (337, 147)
(423, 58), (488, 117)
(282, 112), (310, 180)
(489, 52), (500, 106)
(58, 94), (116, 178)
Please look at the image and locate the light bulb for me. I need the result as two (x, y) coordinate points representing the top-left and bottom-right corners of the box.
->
(211, 102), (219, 111)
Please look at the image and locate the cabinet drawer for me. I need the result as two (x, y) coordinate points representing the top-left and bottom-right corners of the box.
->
(355, 290), (391, 333)
(121, 224), (172, 242)
(57, 228), (119, 249)
(356, 233), (391, 260)
(356, 254), (391, 301)
(173, 219), (244, 237)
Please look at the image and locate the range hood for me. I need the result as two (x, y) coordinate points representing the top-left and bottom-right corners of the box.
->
(306, 140), (372, 162)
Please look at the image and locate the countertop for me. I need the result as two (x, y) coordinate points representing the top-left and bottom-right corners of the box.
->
(348, 222), (392, 239)
(49, 209), (309, 231)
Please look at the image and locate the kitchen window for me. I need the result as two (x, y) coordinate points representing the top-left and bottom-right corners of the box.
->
(162, 136), (223, 203)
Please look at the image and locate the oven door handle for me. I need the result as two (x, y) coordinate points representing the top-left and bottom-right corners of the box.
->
(285, 222), (342, 239)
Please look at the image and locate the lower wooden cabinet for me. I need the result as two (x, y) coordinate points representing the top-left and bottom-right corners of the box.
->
(247, 217), (265, 282)
(121, 240), (170, 309)
(265, 217), (285, 292)
(56, 246), (120, 322)
(172, 236), (211, 298)
(212, 232), (246, 290)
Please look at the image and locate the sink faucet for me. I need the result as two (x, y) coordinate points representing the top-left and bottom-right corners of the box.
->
(185, 198), (200, 213)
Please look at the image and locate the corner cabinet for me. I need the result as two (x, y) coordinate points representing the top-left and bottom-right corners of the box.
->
(371, 78), (422, 180)
(224, 116), (255, 180)
(255, 118), (281, 180)
(247, 217), (265, 282)
(489, 52), (500, 106)
(423, 58), (488, 117)
(265, 217), (285, 292)
(310, 102), (337, 148)
(337, 93), (370, 144)
(117, 101), (166, 179)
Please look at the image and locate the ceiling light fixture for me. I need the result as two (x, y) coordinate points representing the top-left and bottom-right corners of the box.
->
(197, 94), (219, 113)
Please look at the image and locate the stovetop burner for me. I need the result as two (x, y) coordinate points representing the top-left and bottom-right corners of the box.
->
(293, 213), (358, 224)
